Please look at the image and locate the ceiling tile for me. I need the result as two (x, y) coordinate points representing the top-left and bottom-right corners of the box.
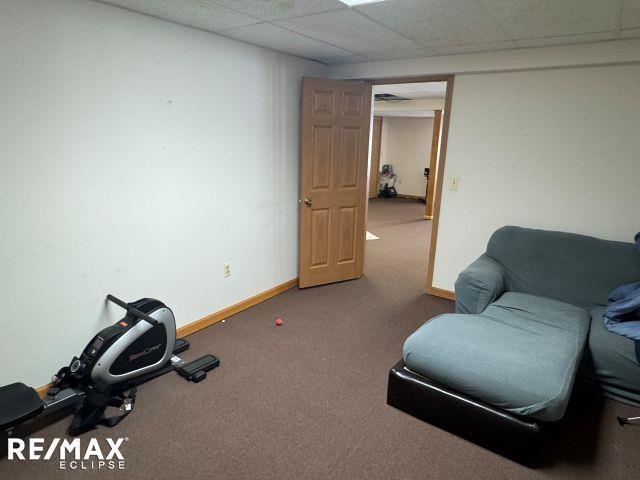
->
(317, 54), (374, 65)
(98, 0), (633, 65)
(99, 0), (259, 32)
(433, 40), (517, 55)
(620, 27), (640, 38)
(364, 48), (436, 62)
(355, 0), (509, 47)
(516, 31), (618, 48)
(374, 83), (447, 99)
(478, 0), (620, 39)
(368, 47), (438, 62)
(406, 83), (447, 95)
(374, 85), (417, 95)
(214, 0), (346, 21)
(220, 23), (355, 61)
(274, 9), (422, 54)
(622, 0), (640, 29)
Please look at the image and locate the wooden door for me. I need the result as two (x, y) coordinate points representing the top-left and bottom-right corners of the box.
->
(299, 77), (372, 288)
(368, 117), (382, 199)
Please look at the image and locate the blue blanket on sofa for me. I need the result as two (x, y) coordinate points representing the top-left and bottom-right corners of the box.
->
(603, 232), (640, 363)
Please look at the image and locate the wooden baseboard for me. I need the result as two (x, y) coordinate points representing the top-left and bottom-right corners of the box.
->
(397, 194), (425, 200)
(428, 287), (456, 301)
(34, 278), (299, 398)
(177, 278), (298, 337)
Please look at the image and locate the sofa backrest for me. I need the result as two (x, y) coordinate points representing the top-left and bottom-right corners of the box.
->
(486, 226), (640, 308)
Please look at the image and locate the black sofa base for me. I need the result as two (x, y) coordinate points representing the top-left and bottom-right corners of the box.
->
(387, 360), (551, 466)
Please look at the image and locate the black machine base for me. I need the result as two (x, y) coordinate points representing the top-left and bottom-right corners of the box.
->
(174, 354), (220, 383)
(0, 337), (219, 433)
(173, 338), (190, 354)
(0, 383), (45, 431)
(387, 360), (550, 466)
(1, 294), (221, 436)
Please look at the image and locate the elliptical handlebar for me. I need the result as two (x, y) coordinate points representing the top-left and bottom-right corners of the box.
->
(106, 294), (159, 326)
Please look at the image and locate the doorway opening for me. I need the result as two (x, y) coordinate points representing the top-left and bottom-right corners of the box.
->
(365, 77), (453, 299)
(296, 76), (453, 298)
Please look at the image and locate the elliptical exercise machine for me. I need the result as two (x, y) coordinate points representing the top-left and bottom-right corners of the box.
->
(0, 294), (219, 435)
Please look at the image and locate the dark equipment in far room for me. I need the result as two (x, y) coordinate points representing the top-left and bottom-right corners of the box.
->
(420, 167), (430, 204)
(0, 294), (219, 435)
(378, 164), (397, 198)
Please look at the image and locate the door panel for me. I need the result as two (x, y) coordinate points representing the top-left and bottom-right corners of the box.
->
(342, 92), (363, 116)
(313, 90), (334, 114)
(310, 209), (330, 268)
(312, 126), (332, 190)
(337, 206), (357, 263)
(299, 77), (372, 288)
(339, 127), (360, 188)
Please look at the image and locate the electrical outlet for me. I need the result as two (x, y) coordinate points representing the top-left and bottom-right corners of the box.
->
(449, 175), (459, 190)
(223, 261), (231, 278)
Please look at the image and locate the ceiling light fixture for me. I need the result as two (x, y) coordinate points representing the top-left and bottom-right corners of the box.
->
(339, 0), (387, 6)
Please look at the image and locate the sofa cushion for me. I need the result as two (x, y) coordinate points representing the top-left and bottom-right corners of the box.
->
(403, 292), (590, 421)
(485, 226), (640, 308)
(578, 307), (640, 406)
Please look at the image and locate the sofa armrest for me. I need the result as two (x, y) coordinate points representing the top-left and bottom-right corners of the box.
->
(455, 254), (507, 314)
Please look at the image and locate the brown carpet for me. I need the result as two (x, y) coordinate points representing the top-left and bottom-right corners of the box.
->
(2, 198), (639, 479)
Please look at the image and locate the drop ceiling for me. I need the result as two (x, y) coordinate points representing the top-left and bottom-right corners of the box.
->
(373, 82), (445, 117)
(374, 82), (446, 100)
(98, 0), (640, 65)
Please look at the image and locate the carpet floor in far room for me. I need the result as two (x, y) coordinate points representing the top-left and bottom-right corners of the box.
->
(2, 198), (639, 479)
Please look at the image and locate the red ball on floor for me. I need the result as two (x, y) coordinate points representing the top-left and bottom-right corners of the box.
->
(275, 318), (283, 326)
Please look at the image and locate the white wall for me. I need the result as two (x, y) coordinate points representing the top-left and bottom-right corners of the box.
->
(331, 47), (640, 292)
(378, 117), (433, 197)
(432, 64), (640, 290)
(0, 0), (326, 387)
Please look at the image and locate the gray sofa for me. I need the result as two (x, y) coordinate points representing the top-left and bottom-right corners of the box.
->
(402, 226), (640, 424)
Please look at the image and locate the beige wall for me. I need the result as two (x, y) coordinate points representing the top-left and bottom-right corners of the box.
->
(332, 47), (640, 292)
(379, 117), (434, 197)
(431, 64), (640, 290)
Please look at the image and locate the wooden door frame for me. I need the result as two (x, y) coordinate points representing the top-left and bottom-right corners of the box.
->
(361, 74), (455, 301)
(368, 116), (383, 199)
(425, 109), (442, 220)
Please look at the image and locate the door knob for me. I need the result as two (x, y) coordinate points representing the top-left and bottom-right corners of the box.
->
(303, 197), (312, 207)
